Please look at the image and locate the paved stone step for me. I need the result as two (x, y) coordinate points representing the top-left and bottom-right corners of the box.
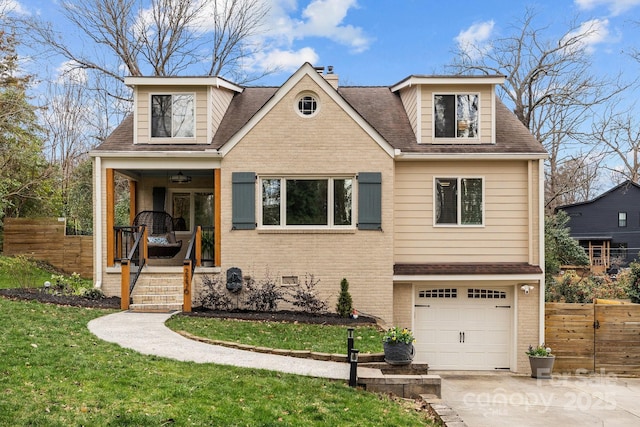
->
(133, 284), (183, 293)
(129, 303), (183, 313)
(133, 294), (184, 304)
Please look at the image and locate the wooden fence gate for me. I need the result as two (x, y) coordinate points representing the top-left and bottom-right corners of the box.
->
(546, 302), (640, 376)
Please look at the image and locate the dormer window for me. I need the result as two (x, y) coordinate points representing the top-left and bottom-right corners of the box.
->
(151, 94), (195, 138)
(434, 94), (479, 139)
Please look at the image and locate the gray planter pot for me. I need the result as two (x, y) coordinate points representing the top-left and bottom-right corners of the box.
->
(529, 356), (555, 379)
(383, 342), (415, 365)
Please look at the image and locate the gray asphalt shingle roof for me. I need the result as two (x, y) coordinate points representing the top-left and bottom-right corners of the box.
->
(94, 84), (546, 156)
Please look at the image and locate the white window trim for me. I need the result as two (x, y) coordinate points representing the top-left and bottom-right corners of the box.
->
(258, 175), (356, 230)
(295, 91), (320, 118)
(432, 92), (480, 141)
(432, 176), (485, 227)
(149, 92), (196, 141)
(167, 188), (213, 233)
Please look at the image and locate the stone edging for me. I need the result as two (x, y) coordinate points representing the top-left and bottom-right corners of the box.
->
(176, 330), (386, 363)
(420, 394), (467, 427)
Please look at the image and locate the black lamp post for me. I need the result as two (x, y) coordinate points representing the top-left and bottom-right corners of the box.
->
(349, 348), (359, 388)
(347, 328), (354, 362)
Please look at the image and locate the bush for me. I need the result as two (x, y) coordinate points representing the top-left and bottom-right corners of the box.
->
(243, 274), (284, 312)
(618, 261), (640, 303)
(336, 278), (353, 317)
(289, 274), (328, 314)
(546, 270), (628, 303)
(198, 274), (234, 311)
(81, 287), (105, 300)
(2, 255), (40, 288)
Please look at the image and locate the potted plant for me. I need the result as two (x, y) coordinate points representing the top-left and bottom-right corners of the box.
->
(526, 344), (555, 379)
(201, 231), (214, 267)
(382, 327), (415, 365)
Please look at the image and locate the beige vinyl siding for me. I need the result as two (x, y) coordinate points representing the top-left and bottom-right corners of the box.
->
(420, 84), (493, 144)
(135, 85), (209, 144)
(398, 86), (418, 138)
(394, 160), (534, 263)
(210, 87), (234, 138)
(221, 74), (395, 324)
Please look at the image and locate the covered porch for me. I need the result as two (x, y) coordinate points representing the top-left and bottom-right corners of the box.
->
(92, 153), (222, 311)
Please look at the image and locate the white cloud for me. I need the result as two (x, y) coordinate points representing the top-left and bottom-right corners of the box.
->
(562, 19), (611, 54)
(251, 46), (319, 72)
(1, 0), (29, 15)
(56, 61), (88, 85)
(575, 0), (640, 16)
(297, 0), (371, 53)
(455, 20), (495, 60)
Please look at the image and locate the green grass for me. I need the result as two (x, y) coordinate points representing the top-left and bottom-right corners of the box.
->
(0, 298), (435, 426)
(167, 315), (385, 354)
(0, 255), (54, 289)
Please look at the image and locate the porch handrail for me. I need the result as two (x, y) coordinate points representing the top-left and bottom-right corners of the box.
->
(120, 225), (147, 310)
(182, 227), (198, 312)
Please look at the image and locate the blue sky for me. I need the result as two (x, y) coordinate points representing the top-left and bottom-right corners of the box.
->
(7, 0), (640, 86)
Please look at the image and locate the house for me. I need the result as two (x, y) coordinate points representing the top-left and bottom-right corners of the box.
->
(90, 63), (547, 373)
(556, 180), (640, 273)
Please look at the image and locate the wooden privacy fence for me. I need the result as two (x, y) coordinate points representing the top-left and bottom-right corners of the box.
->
(546, 301), (640, 376)
(3, 218), (93, 278)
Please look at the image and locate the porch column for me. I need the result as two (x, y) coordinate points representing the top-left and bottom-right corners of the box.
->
(129, 180), (137, 225)
(106, 169), (115, 267)
(214, 168), (221, 267)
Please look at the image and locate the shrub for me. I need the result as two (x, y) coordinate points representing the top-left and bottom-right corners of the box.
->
(336, 278), (353, 317)
(243, 274), (284, 312)
(289, 274), (328, 314)
(3, 255), (40, 288)
(546, 270), (628, 303)
(618, 261), (640, 303)
(198, 274), (234, 311)
(81, 287), (105, 300)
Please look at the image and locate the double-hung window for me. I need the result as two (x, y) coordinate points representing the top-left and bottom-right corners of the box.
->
(435, 177), (483, 226)
(261, 177), (353, 228)
(434, 94), (479, 139)
(151, 94), (195, 138)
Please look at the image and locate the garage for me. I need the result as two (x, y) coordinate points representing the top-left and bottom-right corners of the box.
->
(413, 286), (513, 370)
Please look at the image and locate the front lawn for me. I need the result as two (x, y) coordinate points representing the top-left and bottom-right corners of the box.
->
(0, 298), (434, 426)
(167, 315), (385, 354)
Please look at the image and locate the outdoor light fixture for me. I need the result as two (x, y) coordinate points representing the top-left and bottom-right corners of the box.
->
(520, 284), (535, 294)
(170, 171), (191, 184)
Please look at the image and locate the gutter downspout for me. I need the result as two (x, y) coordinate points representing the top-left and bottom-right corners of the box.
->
(538, 159), (545, 342)
(94, 156), (103, 290)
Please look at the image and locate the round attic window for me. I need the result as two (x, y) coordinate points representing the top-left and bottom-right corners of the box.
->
(297, 93), (319, 117)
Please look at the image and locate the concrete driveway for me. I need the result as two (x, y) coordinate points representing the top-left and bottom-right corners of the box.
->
(438, 372), (640, 427)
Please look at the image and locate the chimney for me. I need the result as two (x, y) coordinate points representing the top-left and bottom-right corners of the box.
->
(324, 65), (339, 89)
(316, 65), (339, 89)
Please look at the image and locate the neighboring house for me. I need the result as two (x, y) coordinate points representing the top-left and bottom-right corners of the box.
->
(556, 180), (640, 272)
(90, 63), (547, 373)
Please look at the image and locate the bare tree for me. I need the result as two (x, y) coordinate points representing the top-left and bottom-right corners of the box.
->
(449, 8), (629, 212)
(29, 0), (271, 83)
(591, 106), (640, 184)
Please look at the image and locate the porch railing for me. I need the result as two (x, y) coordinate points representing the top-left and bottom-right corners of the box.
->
(120, 225), (147, 310)
(114, 226), (138, 263)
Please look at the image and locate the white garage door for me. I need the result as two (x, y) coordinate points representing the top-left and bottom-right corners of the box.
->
(413, 286), (512, 370)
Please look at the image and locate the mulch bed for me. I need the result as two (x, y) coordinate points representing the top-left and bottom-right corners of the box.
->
(0, 288), (377, 326)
